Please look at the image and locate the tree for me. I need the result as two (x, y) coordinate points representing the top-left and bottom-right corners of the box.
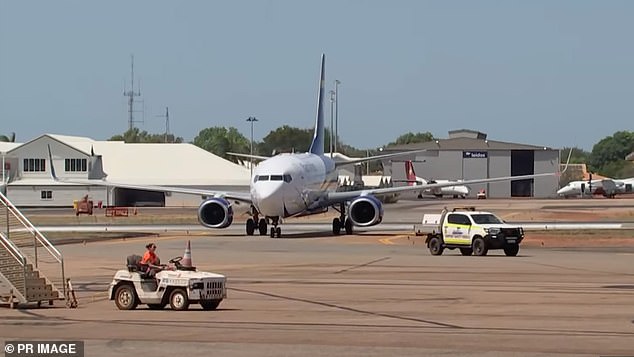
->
(192, 127), (250, 163)
(588, 131), (634, 178)
(560, 147), (590, 164)
(0, 132), (16, 142)
(386, 131), (434, 147)
(109, 128), (183, 143)
(258, 126), (313, 155)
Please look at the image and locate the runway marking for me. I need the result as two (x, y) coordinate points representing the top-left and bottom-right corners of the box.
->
(95, 234), (200, 246)
(334, 257), (391, 274)
(378, 235), (408, 245)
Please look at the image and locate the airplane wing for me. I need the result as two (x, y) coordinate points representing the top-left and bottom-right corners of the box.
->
(323, 171), (561, 206)
(226, 152), (271, 162)
(333, 149), (427, 168)
(47, 146), (253, 204)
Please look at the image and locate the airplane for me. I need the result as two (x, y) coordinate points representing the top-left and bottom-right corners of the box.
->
(557, 177), (634, 198)
(49, 54), (568, 238)
(394, 160), (470, 199)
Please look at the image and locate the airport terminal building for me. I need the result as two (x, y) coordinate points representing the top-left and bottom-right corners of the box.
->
(382, 129), (561, 198)
(0, 134), (251, 207)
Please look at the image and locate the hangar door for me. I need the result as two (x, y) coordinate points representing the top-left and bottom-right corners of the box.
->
(113, 188), (165, 207)
(511, 150), (534, 197)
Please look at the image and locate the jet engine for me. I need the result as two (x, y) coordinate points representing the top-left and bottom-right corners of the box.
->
(197, 197), (233, 228)
(348, 195), (383, 227)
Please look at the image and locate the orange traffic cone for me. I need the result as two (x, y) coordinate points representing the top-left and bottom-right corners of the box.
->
(181, 240), (193, 268)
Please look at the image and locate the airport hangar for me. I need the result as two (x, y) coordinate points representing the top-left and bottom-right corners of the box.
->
(380, 129), (561, 198)
(1, 134), (251, 208)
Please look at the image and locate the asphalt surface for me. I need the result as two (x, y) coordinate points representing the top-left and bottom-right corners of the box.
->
(1, 198), (634, 356)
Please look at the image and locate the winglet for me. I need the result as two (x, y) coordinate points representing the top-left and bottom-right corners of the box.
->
(559, 147), (573, 176)
(47, 144), (59, 181)
(309, 54), (326, 155)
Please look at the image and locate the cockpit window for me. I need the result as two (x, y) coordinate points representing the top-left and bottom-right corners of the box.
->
(270, 175), (283, 181)
(283, 174), (292, 183)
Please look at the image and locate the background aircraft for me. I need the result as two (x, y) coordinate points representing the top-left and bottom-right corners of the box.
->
(557, 176), (634, 198)
(50, 54), (566, 237)
(394, 160), (469, 199)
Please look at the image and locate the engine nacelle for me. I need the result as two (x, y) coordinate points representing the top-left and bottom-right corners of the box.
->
(348, 195), (383, 227)
(197, 198), (233, 228)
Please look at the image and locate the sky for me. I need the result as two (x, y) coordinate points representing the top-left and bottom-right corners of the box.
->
(1, 1), (633, 152)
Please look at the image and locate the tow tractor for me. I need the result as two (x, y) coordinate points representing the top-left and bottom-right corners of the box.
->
(108, 244), (226, 311)
(415, 207), (524, 256)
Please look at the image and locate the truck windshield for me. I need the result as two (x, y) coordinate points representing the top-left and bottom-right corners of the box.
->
(471, 214), (503, 224)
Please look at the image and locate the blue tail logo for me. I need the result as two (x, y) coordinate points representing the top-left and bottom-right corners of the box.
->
(309, 54), (325, 155)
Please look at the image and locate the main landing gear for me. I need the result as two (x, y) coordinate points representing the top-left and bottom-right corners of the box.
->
(245, 206), (281, 238)
(332, 202), (353, 235)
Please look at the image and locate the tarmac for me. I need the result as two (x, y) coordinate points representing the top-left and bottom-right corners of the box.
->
(1, 198), (634, 356)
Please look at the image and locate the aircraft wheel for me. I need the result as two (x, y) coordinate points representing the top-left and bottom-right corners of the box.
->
(270, 227), (275, 238)
(344, 218), (353, 235)
(258, 219), (267, 235)
(276, 227), (282, 238)
(332, 218), (341, 235)
(115, 284), (138, 310)
(246, 218), (255, 235)
(169, 288), (190, 311)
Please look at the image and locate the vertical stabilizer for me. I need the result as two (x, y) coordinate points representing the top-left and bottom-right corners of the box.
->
(309, 54), (326, 155)
(405, 160), (417, 186)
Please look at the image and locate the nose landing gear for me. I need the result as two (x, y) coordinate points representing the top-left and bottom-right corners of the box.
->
(269, 217), (281, 238)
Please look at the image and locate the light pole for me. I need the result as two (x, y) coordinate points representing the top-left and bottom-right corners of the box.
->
(246, 116), (258, 176)
(334, 79), (340, 153)
(329, 90), (335, 156)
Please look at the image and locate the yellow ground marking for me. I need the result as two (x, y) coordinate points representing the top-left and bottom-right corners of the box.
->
(378, 235), (408, 245)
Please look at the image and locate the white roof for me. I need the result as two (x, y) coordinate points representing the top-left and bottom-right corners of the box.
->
(90, 142), (250, 186)
(0, 142), (22, 153)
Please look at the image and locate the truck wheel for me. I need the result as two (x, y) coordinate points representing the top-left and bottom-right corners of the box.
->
(169, 288), (189, 311)
(504, 244), (520, 256)
(115, 284), (138, 310)
(200, 300), (221, 310)
(428, 237), (444, 256)
(459, 248), (473, 256)
(472, 237), (488, 256)
(147, 304), (166, 310)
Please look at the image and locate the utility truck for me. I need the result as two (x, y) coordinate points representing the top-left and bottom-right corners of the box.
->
(415, 207), (524, 256)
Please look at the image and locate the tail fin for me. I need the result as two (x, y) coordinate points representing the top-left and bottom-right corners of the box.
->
(309, 54), (325, 155)
(405, 160), (417, 186)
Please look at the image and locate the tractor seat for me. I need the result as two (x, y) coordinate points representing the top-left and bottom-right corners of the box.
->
(126, 254), (151, 278)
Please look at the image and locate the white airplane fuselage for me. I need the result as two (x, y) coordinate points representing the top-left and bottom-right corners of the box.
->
(414, 176), (470, 198)
(251, 153), (337, 218)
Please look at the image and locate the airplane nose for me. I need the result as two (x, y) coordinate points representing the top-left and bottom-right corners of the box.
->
(254, 183), (285, 216)
(557, 187), (570, 196)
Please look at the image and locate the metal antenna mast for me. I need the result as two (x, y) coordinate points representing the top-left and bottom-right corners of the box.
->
(124, 54), (143, 130)
(156, 107), (170, 142)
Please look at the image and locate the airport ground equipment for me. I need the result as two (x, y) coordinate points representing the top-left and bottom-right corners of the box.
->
(108, 255), (227, 311)
(73, 195), (93, 216)
(415, 207), (524, 256)
(0, 191), (65, 308)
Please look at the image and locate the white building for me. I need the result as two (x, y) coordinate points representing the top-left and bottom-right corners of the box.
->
(2, 134), (251, 207)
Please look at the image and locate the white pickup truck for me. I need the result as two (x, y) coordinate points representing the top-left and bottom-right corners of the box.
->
(415, 207), (524, 256)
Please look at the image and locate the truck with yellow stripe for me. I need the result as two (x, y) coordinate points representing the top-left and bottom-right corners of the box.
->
(418, 207), (524, 256)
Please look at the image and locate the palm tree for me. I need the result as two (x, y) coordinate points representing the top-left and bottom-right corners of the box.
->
(0, 132), (16, 142)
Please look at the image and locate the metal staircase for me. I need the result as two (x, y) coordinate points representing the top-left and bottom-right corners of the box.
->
(0, 191), (65, 307)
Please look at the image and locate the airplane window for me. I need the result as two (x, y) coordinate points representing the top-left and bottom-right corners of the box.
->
(270, 175), (283, 181)
(258, 175), (269, 181)
(283, 174), (292, 183)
